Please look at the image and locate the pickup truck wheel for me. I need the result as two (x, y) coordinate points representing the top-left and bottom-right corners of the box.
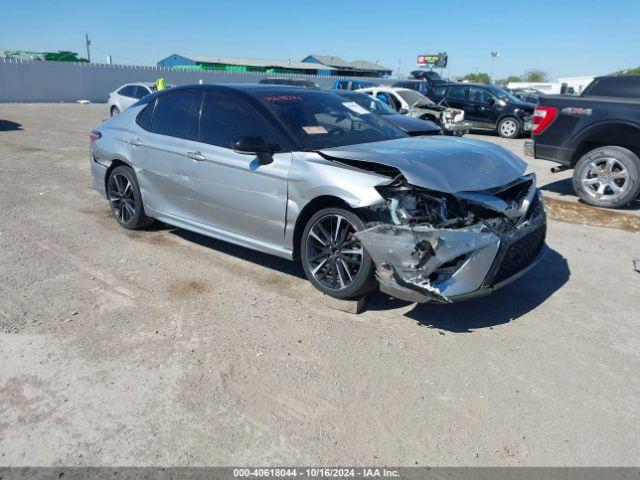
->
(573, 146), (640, 208)
(498, 117), (521, 138)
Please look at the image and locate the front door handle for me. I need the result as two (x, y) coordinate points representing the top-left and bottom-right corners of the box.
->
(186, 151), (206, 162)
(129, 138), (143, 147)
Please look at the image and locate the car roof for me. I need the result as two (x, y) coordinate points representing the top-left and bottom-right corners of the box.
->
(437, 82), (492, 88)
(360, 86), (412, 93)
(121, 82), (154, 87)
(150, 83), (336, 100)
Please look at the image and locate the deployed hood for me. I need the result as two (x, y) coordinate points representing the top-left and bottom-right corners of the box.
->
(319, 136), (527, 193)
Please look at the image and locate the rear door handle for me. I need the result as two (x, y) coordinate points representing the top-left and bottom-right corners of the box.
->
(186, 151), (206, 161)
(129, 138), (143, 147)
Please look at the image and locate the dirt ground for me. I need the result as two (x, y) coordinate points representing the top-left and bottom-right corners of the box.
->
(1, 104), (639, 466)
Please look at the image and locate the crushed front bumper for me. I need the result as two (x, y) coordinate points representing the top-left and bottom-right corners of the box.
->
(443, 122), (471, 134)
(356, 199), (547, 304)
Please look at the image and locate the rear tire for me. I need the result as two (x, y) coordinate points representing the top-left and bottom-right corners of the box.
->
(107, 165), (154, 229)
(497, 117), (521, 139)
(300, 207), (376, 299)
(572, 146), (640, 208)
(110, 106), (119, 116)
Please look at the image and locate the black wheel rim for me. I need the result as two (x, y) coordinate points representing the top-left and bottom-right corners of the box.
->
(305, 214), (363, 290)
(108, 173), (136, 224)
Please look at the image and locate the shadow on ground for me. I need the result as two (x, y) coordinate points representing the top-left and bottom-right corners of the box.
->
(0, 120), (22, 131)
(171, 228), (305, 279)
(401, 248), (570, 332)
(540, 177), (575, 197)
(168, 223), (569, 332)
(366, 248), (569, 332)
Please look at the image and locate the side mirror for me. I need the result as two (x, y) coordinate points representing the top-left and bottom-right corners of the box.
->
(398, 108), (409, 114)
(487, 98), (496, 105)
(232, 136), (278, 165)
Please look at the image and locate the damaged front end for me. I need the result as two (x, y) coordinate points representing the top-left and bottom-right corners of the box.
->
(440, 107), (470, 135)
(357, 174), (547, 303)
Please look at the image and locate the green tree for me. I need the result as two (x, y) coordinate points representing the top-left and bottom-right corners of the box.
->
(612, 67), (640, 75)
(461, 72), (491, 84)
(501, 75), (523, 84)
(523, 70), (549, 82)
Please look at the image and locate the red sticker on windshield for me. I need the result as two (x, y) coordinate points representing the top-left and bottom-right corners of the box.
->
(262, 95), (302, 102)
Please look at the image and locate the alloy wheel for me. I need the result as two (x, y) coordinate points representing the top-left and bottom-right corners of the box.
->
(581, 157), (629, 201)
(305, 214), (364, 290)
(500, 119), (517, 137)
(108, 172), (136, 224)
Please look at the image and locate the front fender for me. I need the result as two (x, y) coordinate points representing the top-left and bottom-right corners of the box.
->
(284, 151), (389, 248)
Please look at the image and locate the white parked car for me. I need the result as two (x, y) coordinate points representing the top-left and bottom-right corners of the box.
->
(358, 86), (468, 136)
(107, 82), (155, 116)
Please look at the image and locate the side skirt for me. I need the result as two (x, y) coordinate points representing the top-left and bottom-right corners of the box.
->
(147, 208), (294, 261)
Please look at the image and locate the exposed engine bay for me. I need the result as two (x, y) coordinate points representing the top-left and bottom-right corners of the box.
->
(316, 137), (548, 303)
(356, 174), (547, 303)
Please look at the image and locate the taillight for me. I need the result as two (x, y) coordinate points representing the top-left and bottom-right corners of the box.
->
(531, 106), (558, 135)
(89, 130), (102, 142)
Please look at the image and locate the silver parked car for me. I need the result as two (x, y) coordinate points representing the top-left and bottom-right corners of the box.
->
(90, 85), (547, 303)
(107, 82), (155, 116)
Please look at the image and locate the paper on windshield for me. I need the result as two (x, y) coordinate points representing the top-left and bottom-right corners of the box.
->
(342, 102), (371, 115)
(302, 126), (328, 135)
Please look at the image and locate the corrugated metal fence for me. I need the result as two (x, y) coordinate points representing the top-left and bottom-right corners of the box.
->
(0, 59), (396, 103)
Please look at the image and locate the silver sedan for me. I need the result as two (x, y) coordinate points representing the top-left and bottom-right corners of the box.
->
(90, 85), (546, 303)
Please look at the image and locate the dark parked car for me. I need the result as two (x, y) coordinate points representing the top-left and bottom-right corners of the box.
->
(525, 75), (640, 208)
(432, 83), (536, 138)
(336, 91), (442, 136)
(259, 78), (320, 89)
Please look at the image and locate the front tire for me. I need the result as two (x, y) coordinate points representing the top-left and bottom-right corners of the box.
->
(497, 117), (521, 139)
(107, 165), (154, 229)
(110, 106), (120, 116)
(300, 207), (376, 299)
(572, 146), (640, 208)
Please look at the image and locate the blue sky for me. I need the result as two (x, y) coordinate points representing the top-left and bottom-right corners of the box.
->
(1, 0), (638, 80)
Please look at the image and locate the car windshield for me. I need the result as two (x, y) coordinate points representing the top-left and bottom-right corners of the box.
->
(256, 90), (407, 150)
(485, 85), (521, 103)
(345, 94), (396, 115)
(395, 89), (434, 107)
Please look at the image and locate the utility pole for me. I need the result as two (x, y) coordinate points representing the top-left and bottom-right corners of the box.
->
(490, 51), (501, 84)
(85, 33), (91, 63)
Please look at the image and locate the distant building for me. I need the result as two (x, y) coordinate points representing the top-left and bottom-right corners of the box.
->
(157, 53), (392, 77)
(507, 76), (594, 95)
(301, 54), (392, 77)
(157, 54), (336, 75)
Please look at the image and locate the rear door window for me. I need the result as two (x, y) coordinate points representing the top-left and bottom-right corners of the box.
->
(583, 77), (640, 98)
(198, 91), (279, 149)
(150, 90), (202, 140)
